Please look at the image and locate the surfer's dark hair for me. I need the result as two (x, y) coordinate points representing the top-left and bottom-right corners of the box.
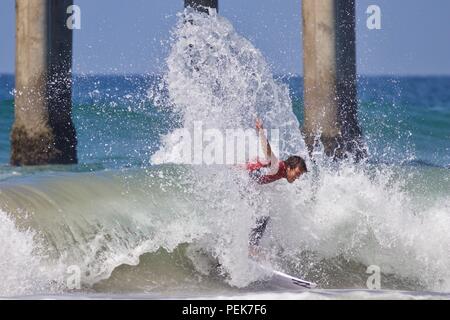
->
(285, 156), (307, 172)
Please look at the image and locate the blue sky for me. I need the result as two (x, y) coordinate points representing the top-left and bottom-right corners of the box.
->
(1, 0), (450, 75)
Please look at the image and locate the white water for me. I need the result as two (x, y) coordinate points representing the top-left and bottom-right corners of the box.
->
(0, 210), (60, 296)
(150, 8), (312, 287)
(149, 9), (450, 292)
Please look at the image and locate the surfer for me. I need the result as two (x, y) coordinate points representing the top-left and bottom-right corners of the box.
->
(247, 119), (308, 250)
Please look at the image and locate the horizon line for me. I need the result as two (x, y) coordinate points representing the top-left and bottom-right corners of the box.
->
(2, 72), (450, 78)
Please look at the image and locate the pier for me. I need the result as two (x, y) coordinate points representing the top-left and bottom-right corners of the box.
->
(185, 0), (218, 13)
(302, 0), (364, 159)
(8, 0), (362, 165)
(11, 0), (77, 166)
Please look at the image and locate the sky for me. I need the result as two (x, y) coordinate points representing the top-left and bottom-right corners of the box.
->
(1, 0), (450, 76)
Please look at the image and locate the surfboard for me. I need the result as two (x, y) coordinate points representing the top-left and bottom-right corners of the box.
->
(256, 263), (317, 290)
(269, 269), (317, 290)
(189, 244), (317, 290)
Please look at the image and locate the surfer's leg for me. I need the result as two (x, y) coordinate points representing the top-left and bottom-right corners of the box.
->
(249, 216), (270, 247)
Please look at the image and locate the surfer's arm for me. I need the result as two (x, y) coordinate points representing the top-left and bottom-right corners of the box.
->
(256, 119), (279, 174)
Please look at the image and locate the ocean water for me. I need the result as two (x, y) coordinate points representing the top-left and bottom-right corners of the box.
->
(0, 10), (449, 299)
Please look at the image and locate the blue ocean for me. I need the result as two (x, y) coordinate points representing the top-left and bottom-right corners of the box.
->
(0, 11), (449, 299)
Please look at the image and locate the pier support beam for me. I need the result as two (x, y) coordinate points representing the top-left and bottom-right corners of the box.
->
(185, 0), (218, 13)
(11, 0), (77, 166)
(302, 0), (364, 159)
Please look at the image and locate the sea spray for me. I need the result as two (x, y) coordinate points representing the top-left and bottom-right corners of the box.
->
(149, 9), (450, 291)
(149, 9), (312, 286)
(150, 9), (307, 165)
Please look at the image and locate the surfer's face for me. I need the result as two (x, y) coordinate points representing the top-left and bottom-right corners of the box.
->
(286, 166), (305, 183)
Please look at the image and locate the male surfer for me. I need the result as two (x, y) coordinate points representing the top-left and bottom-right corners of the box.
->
(247, 119), (308, 249)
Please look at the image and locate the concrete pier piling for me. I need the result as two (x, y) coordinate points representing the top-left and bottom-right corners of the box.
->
(11, 0), (77, 166)
(302, 0), (364, 159)
(185, 0), (218, 13)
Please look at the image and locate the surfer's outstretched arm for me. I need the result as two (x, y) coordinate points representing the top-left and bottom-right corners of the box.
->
(256, 119), (279, 174)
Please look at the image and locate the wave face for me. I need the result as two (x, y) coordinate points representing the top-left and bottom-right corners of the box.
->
(0, 10), (449, 298)
(0, 164), (449, 296)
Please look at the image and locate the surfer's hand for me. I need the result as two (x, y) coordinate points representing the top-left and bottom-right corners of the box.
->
(256, 119), (263, 131)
